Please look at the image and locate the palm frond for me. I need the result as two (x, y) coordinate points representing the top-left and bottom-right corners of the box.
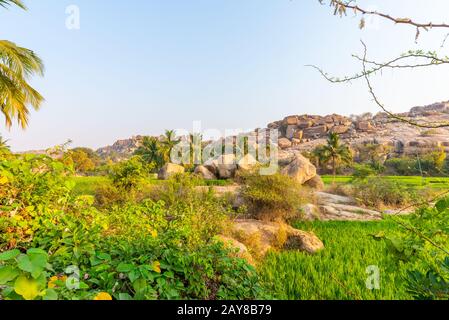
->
(0, 40), (44, 128)
(0, 0), (26, 10)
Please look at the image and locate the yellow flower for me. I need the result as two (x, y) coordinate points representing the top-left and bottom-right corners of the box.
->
(147, 226), (158, 238)
(48, 276), (59, 289)
(152, 261), (161, 273)
(48, 275), (68, 289)
(94, 292), (113, 300)
(0, 176), (8, 185)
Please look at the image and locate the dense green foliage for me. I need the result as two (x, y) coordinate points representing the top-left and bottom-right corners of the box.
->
(0, 154), (263, 300)
(351, 178), (414, 209)
(385, 149), (448, 176)
(386, 199), (449, 299)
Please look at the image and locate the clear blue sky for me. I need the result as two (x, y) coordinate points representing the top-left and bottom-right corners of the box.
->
(2, 0), (449, 151)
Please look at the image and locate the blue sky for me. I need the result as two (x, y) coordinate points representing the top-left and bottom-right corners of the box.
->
(2, 0), (449, 151)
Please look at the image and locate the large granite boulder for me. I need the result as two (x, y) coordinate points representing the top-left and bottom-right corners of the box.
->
(304, 175), (325, 190)
(280, 154), (317, 185)
(231, 219), (324, 256)
(158, 163), (185, 180)
(237, 154), (258, 171)
(278, 138), (293, 150)
(194, 165), (217, 180)
(216, 154), (238, 179)
(303, 125), (328, 139)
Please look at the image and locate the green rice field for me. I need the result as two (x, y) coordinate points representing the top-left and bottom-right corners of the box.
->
(259, 220), (411, 300)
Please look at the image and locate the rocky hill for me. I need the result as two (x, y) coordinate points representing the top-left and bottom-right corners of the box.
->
(272, 101), (449, 156)
(96, 135), (145, 160)
(94, 100), (449, 160)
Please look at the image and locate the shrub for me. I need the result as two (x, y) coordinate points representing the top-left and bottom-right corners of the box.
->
(0, 155), (264, 300)
(239, 172), (305, 222)
(0, 154), (73, 250)
(150, 174), (234, 249)
(352, 178), (413, 209)
(110, 156), (147, 191)
(94, 182), (127, 207)
(385, 198), (449, 299)
(351, 163), (377, 181)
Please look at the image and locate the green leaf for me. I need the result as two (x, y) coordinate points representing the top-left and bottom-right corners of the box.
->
(118, 293), (133, 300)
(0, 249), (20, 261)
(42, 288), (58, 301)
(14, 276), (40, 300)
(97, 252), (111, 261)
(27, 248), (48, 257)
(435, 198), (449, 213)
(0, 266), (20, 285)
(116, 263), (133, 273)
(17, 255), (33, 273)
(17, 250), (48, 278)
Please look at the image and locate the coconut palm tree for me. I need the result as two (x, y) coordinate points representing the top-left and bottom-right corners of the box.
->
(134, 136), (164, 170)
(0, 0), (25, 9)
(0, 135), (10, 153)
(314, 132), (352, 178)
(161, 129), (180, 163)
(1, 0), (45, 128)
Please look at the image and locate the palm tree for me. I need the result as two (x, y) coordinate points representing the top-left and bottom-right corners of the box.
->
(189, 133), (203, 166)
(161, 129), (180, 163)
(134, 136), (164, 170)
(314, 132), (352, 178)
(0, 0), (25, 9)
(1, 0), (45, 128)
(0, 135), (10, 153)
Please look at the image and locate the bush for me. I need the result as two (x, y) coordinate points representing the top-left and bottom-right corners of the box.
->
(385, 198), (449, 299)
(352, 178), (413, 209)
(94, 182), (127, 207)
(0, 155), (264, 300)
(351, 163), (377, 181)
(150, 174), (234, 249)
(110, 156), (147, 192)
(0, 154), (73, 250)
(239, 172), (305, 222)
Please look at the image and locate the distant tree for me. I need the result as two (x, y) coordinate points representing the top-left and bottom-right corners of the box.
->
(64, 148), (97, 174)
(355, 142), (392, 172)
(161, 129), (180, 163)
(134, 136), (164, 171)
(314, 132), (353, 177)
(430, 146), (447, 171)
(1, 1), (44, 128)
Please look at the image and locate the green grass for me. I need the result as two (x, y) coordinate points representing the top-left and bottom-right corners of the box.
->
(258, 220), (411, 300)
(71, 176), (109, 196)
(71, 176), (233, 196)
(322, 175), (449, 190)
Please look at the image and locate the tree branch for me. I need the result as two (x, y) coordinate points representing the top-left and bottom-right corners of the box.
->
(322, 0), (449, 30)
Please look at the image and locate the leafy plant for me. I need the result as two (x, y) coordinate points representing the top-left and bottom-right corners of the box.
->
(239, 172), (305, 222)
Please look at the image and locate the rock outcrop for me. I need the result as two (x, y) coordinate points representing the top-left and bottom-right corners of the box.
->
(194, 165), (217, 180)
(280, 153), (317, 185)
(230, 219), (324, 257)
(87, 100), (449, 165)
(158, 163), (185, 180)
(302, 192), (383, 221)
